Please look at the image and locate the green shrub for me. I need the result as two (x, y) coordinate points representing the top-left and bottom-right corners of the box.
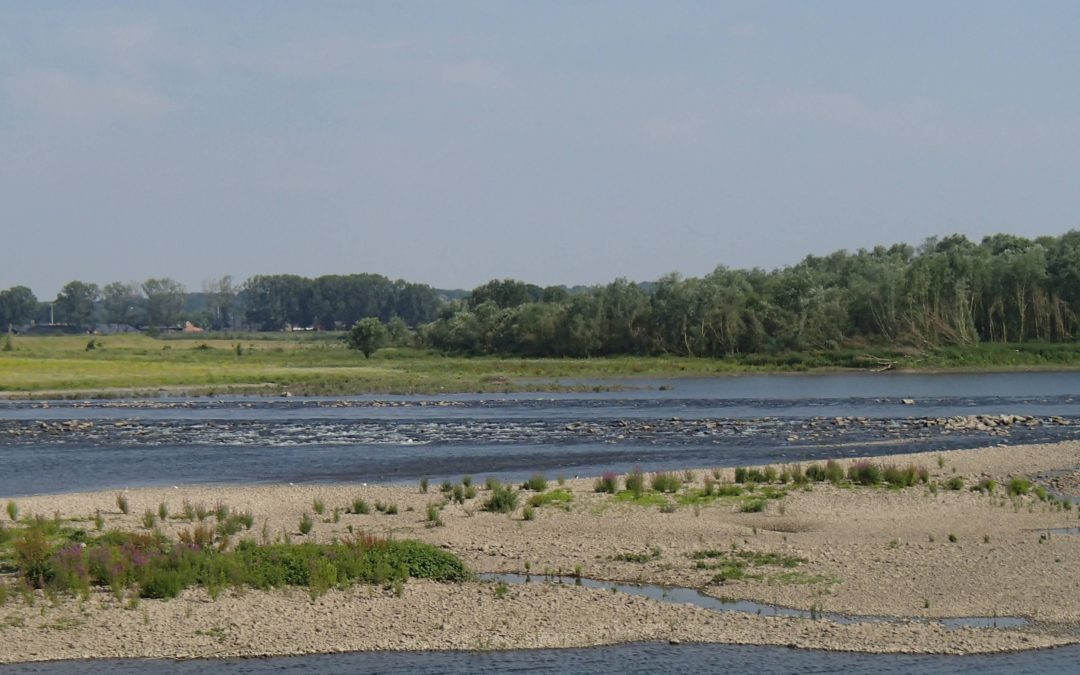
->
(426, 504), (443, 527)
(825, 460), (844, 484)
(594, 472), (618, 493)
(142, 510), (157, 529)
(158, 502), (169, 521)
(741, 499), (766, 513)
(312, 499), (325, 516)
(805, 464), (826, 482)
(625, 468), (646, 497)
(115, 493), (130, 515)
(523, 474), (548, 492)
(483, 486), (519, 514)
(762, 466), (778, 483)
(650, 472), (682, 493)
(462, 475), (473, 488)
(6, 501), (18, 521)
(945, 476), (964, 491)
(734, 467), (748, 483)
(419, 477), (429, 493)
(452, 485), (465, 504)
(848, 461), (882, 486)
(299, 513), (314, 535)
(1007, 477), (1031, 496)
(522, 505), (536, 521)
(351, 497), (370, 515)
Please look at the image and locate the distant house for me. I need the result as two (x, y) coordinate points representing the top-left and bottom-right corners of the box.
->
(181, 321), (203, 333)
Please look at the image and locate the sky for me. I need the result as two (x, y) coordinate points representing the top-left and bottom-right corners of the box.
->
(2, 1), (1079, 297)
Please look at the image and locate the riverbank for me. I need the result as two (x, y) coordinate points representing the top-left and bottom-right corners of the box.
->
(1, 441), (1079, 662)
(4, 335), (1080, 398)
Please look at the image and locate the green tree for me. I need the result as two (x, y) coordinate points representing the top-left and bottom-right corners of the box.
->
(142, 278), (187, 328)
(346, 317), (389, 358)
(0, 286), (38, 330)
(102, 282), (144, 325)
(55, 281), (100, 326)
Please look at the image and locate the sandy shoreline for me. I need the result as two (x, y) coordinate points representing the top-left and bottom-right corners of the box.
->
(2, 441), (1079, 663)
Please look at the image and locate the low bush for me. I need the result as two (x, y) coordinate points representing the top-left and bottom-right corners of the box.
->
(625, 468), (646, 497)
(824, 460), (844, 484)
(351, 498), (371, 515)
(1007, 477), (1031, 496)
(483, 486), (519, 514)
(650, 472), (682, 493)
(594, 472), (618, 494)
(945, 476), (964, 491)
(848, 461), (882, 486)
(522, 474), (548, 492)
(734, 467), (748, 483)
(298, 513), (313, 535)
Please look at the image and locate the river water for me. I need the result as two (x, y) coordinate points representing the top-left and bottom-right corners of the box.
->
(1, 372), (1078, 496)
(2, 372), (1079, 672)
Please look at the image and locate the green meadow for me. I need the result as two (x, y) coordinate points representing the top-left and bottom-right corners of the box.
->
(2, 333), (1080, 398)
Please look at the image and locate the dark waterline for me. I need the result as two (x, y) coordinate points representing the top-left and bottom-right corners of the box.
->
(5, 642), (1080, 675)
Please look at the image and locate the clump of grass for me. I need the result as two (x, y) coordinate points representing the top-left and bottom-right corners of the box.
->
(945, 476), (964, 491)
(805, 463), (826, 482)
(464, 484), (477, 500)
(6, 501), (17, 522)
(483, 486), (519, 514)
(1007, 477), (1031, 496)
(462, 475), (473, 488)
(847, 461), (882, 486)
(214, 502), (230, 521)
(115, 493), (130, 515)
(882, 464), (921, 487)
(484, 476), (500, 491)
(181, 500), (196, 521)
(194, 503), (210, 522)
(741, 499), (766, 513)
(441, 480), (454, 493)
(734, 467), (748, 483)
(594, 472), (619, 494)
(762, 466), (778, 483)
(973, 478), (996, 493)
(312, 499), (325, 516)
(426, 503), (444, 527)
(948, 533), (958, 543)
(625, 467), (646, 497)
(94, 510), (104, 531)
(523, 473), (548, 492)
(521, 505), (536, 521)
(351, 497), (370, 515)
(683, 469), (696, 483)
(157, 502), (169, 521)
(141, 510), (157, 529)
(452, 485), (465, 504)
(937, 455), (946, 469)
(824, 460), (844, 484)
(419, 477), (429, 493)
(299, 513), (314, 535)
(650, 472), (682, 493)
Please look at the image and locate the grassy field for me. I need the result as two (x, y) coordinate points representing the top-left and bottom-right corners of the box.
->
(2, 333), (1080, 398)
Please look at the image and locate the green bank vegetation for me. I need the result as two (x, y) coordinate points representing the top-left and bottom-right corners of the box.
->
(0, 511), (469, 603)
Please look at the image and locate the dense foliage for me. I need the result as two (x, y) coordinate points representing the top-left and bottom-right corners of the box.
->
(7, 232), (1080, 355)
(421, 232), (1080, 356)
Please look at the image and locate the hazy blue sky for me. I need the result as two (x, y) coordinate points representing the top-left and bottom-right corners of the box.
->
(3, 1), (1078, 296)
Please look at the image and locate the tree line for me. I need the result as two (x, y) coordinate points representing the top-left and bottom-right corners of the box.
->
(3, 232), (1080, 356)
(418, 232), (1080, 356)
(0, 273), (441, 332)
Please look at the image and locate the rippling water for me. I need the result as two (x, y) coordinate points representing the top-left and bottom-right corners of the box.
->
(2, 372), (1079, 496)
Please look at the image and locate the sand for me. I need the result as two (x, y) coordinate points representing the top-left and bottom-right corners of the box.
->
(1, 441), (1078, 663)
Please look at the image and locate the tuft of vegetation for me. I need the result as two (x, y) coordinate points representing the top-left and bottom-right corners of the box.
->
(115, 493), (130, 515)
(594, 472), (619, 494)
(650, 472), (682, 493)
(312, 499), (325, 516)
(298, 512), (314, 535)
(522, 473), (548, 492)
(351, 497), (371, 515)
(521, 505), (536, 521)
(419, 477), (429, 493)
(5, 501), (17, 522)
(426, 504), (444, 527)
(847, 461), (882, 486)
(528, 489), (573, 508)
(740, 499), (766, 513)
(625, 467), (646, 497)
(612, 547), (662, 563)
(141, 510), (157, 529)
(1008, 477), (1031, 496)
(483, 485), (519, 514)
(945, 476), (965, 491)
